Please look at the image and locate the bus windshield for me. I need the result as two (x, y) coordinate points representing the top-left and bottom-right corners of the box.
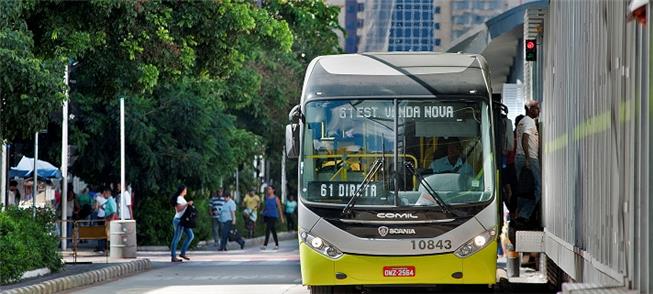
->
(301, 98), (494, 207)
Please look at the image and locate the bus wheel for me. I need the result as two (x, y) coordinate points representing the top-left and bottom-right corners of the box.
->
(310, 286), (334, 294)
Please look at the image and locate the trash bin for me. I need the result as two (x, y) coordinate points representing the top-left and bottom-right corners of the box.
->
(109, 220), (137, 258)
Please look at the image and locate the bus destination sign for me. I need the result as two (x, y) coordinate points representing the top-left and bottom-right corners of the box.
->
(337, 105), (457, 120)
(308, 181), (384, 198)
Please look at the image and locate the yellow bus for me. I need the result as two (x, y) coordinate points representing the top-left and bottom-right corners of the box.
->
(285, 52), (501, 293)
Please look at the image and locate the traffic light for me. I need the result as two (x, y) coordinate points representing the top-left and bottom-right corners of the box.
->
(525, 39), (537, 61)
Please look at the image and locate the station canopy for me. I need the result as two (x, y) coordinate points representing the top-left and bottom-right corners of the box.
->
(445, 0), (548, 93)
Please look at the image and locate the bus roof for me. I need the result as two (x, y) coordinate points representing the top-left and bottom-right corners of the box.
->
(301, 52), (491, 102)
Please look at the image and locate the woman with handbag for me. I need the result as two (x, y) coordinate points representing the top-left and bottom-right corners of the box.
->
(170, 185), (194, 262)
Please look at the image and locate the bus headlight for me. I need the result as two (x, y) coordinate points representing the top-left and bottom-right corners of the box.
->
(300, 229), (343, 259)
(311, 237), (324, 249)
(474, 235), (487, 247)
(454, 227), (496, 258)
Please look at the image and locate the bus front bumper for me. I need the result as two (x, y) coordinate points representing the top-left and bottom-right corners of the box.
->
(299, 242), (497, 286)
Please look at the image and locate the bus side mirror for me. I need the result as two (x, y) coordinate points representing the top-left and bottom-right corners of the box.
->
(288, 104), (304, 123)
(286, 124), (300, 159)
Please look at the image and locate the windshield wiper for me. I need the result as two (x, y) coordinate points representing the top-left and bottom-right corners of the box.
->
(404, 161), (453, 216)
(341, 158), (384, 217)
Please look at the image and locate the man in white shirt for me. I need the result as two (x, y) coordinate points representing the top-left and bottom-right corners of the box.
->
(95, 191), (106, 219)
(117, 184), (133, 220)
(515, 100), (541, 220)
(94, 190), (107, 252)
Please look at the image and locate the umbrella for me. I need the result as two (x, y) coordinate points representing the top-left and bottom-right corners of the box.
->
(9, 156), (62, 180)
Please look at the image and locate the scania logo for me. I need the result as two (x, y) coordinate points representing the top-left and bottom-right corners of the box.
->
(378, 226), (389, 237)
(377, 226), (416, 236)
(376, 212), (419, 219)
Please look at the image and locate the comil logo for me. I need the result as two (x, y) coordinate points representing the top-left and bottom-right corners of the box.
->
(376, 213), (419, 219)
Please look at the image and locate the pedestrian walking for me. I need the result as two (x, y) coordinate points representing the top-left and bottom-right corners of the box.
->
(218, 193), (245, 251)
(241, 190), (260, 238)
(170, 185), (194, 262)
(284, 194), (297, 232)
(209, 188), (226, 248)
(260, 185), (285, 250)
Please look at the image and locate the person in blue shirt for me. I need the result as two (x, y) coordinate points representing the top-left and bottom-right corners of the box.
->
(430, 138), (473, 177)
(261, 185), (285, 250)
(209, 188), (226, 249)
(102, 188), (117, 220)
(284, 195), (298, 232)
(218, 193), (244, 251)
(97, 187), (117, 253)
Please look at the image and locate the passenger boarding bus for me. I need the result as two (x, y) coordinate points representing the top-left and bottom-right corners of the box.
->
(285, 52), (504, 293)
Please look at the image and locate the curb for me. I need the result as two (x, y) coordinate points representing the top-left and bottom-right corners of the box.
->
(0, 259), (151, 294)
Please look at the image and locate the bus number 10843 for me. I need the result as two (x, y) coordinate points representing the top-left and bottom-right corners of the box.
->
(410, 239), (452, 250)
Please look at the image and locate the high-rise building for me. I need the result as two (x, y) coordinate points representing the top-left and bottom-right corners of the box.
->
(358, 0), (437, 52)
(388, 0), (436, 51)
(334, 0), (521, 53)
(443, 0), (521, 42)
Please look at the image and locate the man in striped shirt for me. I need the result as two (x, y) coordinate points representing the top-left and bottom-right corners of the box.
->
(209, 188), (226, 249)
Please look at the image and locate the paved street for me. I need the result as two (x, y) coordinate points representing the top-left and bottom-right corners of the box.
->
(69, 239), (306, 294)
(65, 239), (554, 294)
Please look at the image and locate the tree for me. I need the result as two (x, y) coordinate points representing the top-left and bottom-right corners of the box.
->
(0, 1), (65, 142)
(2, 0), (341, 245)
(231, 0), (343, 192)
(12, 0), (292, 244)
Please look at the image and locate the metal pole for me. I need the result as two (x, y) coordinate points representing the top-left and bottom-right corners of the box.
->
(120, 98), (125, 220)
(33, 132), (38, 218)
(281, 148), (286, 203)
(1, 143), (6, 209)
(61, 63), (69, 250)
(393, 99), (398, 206)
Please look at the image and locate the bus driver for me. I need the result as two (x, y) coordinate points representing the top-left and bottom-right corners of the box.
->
(430, 138), (472, 177)
(415, 138), (474, 206)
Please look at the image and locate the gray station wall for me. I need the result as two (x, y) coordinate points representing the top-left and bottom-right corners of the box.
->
(539, 0), (650, 291)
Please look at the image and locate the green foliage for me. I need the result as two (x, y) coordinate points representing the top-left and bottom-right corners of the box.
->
(0, 1), (65, 141)
(233, 0), (343, 191)
(2, 0), (342, 245)
(0, 207), (62, 285)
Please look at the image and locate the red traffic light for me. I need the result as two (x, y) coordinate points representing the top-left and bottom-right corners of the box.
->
(525, 39), (537, 61)
(526, 40), (536, 49)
